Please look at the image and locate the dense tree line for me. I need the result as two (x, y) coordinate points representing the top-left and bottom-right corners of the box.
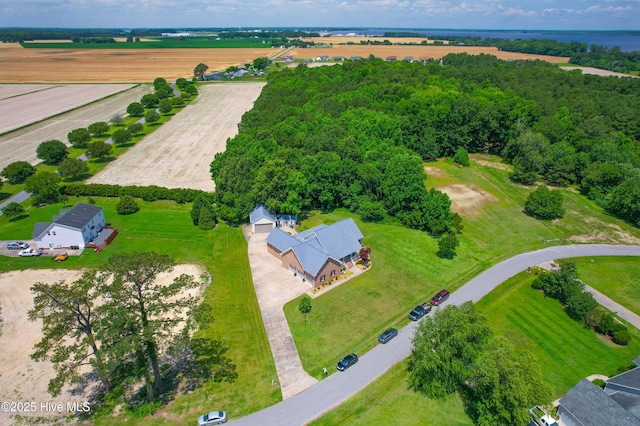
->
(0, 28), (121, 43)
(62, 183), (213, 203)
(211, 55), (640, 228)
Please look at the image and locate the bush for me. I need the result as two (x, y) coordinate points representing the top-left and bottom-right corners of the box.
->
(592, 379), (606, 389)
(613, 330), (632, 346)
(531, 278), (545, 290)
(453, 147), (470, 166)
(2, 202), (25, 219)
(116, 196), (139, 215)
(358, 200), (386, 222)
(58, 158), (89, 180)
(524, 185), (565, 220)
(2, 161), (36, 184)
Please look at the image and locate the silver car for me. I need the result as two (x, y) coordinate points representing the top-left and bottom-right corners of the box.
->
(197, 410), (227, 425)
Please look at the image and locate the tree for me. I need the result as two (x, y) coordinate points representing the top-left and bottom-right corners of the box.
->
(101, 252), (199, 402)
(524, 185), (565, 220)
(86, 140), (112, 161)
(1, 161), (35, 184)
(184, 84), (198, 95)
(111, 128), (131, 145)
(28, 270), (113, 396)
(298, 296), (312, 323)
(604, 176), (640, 227)
(172, 96), (185, 107)
(144, 110), (159, 124)
(25, 171), (61, 205)
(141, 94), (159, 108)
(357, 200), (386, 222)
(253, 57), (270, 70)
(176, 77), (189, 89)
(453, 146), (470, 166)
(111, 113), (124, 125)
(198, 205), (217, 230)
(194, 63), (209, 80)
(437, 232), (459, 259)
(158, 98), (173, 114)
(153, 77), (167, 90)
(469, 336), (553, 425)
(127, 102), (144, 117)
(116, 196), (139, 215)
(87, 121), (109, 137)
(407, 302), (492, 399)
(57, 158), (88, 180)
(2, 202), (25, 219)
(67, 128), (91, 148)
(36, 139), (68, 164)
(191, 195), (212, 226)
(127, 122), (143, 135)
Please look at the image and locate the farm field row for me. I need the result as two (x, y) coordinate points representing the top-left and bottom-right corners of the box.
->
(87, 82), (266, 191)
(0, 84), (150, 171)
(0, 83), (135, 135)
(0, 84), (56, 100)
(0, 43), (285, 82)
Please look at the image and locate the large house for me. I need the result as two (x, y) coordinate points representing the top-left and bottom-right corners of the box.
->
(33, 202), (106, 250)
(265, 218), (364, 287)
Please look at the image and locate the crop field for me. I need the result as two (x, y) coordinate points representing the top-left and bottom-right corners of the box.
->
(87, 82), (266, 191)
(0, 84), (150, 171)
(289, 44), (569, 63)
(0, 83), (135, 135)
(22, 37), (278, 49)
(0, 43), (285, 83)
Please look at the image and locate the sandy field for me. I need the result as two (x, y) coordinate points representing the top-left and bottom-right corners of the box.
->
(289, 44), (570, 63)
(560, 66), (639, 78)
(302, 36), (450, 45)
(439, 183), (498, 217)
(0, 83), (135, 135)
(0, 264), (205, 425)
(0, 85), (151, 171)
(0, 43), (284, 83)
(88, 82), (265, 191)
(0, 84), (57, 100)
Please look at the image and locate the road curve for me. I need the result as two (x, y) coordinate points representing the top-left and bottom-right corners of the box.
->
(230, 244), (640, 426)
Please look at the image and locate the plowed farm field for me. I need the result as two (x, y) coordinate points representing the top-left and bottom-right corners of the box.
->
(0, 43), (284, 83)
(87, 82), (265, 191)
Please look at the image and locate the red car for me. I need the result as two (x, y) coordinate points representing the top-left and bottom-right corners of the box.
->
(430, 289), (450, 306)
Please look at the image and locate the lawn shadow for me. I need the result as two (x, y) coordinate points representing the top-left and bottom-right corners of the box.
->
(8, 213), (30, 222)
(92, 156), (116, 164)
(0, 192), (11, 202)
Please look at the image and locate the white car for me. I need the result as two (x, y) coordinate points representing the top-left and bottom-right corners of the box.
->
(18, 248), (42, 257)
(197, 411), (227, 425)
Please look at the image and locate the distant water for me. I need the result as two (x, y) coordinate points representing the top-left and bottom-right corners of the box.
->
(320, 28), (640, 52)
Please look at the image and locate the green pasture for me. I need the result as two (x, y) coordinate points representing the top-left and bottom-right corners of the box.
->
(20, 38), (275, 49)
(573, 256), (640, 315)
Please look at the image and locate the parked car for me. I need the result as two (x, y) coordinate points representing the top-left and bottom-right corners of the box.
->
(6, 241), (28, 250)
(378, 328), (398, 344)
(197, 410), (228, 425)
(409, 303), (432, 321)
(337, 353), (358, 371)
(430, 289), (450, 306)
(18, 248), (42, 257)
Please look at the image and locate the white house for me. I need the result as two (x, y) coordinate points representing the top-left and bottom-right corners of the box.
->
(249, 203), (277, 233)
(33, 202), (106, 249)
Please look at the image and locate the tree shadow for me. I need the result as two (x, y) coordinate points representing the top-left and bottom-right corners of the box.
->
(8, 213), (30, 222)
(0, 192), (10, 202)
(92, 156), (115, 164)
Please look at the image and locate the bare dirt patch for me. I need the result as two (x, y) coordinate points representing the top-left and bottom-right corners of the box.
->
(0, 83), (135, 135)
(470, 154), (513, 172)
(0, 84), (151, 171)
(0, 264), (205, 425)
(0, 44), (284, 83)
(438, 184), (498, 216)
(289, 44), (569, 63)
(88, 83), (265, 191)
(560, 66), (639, 78)
(424, 165), (447, 177)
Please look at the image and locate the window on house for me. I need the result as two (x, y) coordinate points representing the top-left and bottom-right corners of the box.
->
(52, 231), (56, 236)
(330, 270), (336, 277)
(320, 275), (326, 282)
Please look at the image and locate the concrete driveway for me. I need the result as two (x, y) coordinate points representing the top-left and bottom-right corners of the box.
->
(246, 229), (318, 399)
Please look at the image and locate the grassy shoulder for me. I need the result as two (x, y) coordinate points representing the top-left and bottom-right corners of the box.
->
(0, 197), (279, 424)
(573, 256), (640, 315)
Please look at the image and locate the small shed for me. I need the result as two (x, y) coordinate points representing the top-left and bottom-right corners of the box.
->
(250, 203), (276, 233)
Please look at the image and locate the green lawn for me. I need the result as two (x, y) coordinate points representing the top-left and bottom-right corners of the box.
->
(477, 271), (640, 396)
(573, 256), (640, 315)
(309, 360), (472, 426)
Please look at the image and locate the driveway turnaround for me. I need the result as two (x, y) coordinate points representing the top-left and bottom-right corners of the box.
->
(246, 230), (318, 399)
(231, 244), (640, 425)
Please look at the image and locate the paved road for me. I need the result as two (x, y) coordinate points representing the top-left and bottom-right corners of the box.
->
(230, 244), (640, 426)
(585, 284), (640, 329)
(0, 190), (31, 216)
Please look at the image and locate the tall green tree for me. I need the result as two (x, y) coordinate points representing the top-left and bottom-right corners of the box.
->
(437, 232), (459, 258)
(198, 205), (217, 230)
(127, 102), (144, 117)
(605, 176), (640, 227)
(141, 94), (159, 108)
(2, 202), (25, 219)
(253, 57), (270, 70)
(36, 139), (68, 164)
(28, 270), (113, 396)
(469, 336), (553, 425)
(299, 296), (312, 323)
(407, 302), (492, 399)
(102, 252), (199, 402)
(158, 98), (173, 114)
(86, 140), (112, 161)
(57, 157), (89, 180)
(144, 110), (160, 124)
(190, 195), (212, 226)
(87, 121), (109, 137)
(524, 185), (565, 220)
(194, 63), (209, 80)
(453, 146), (470, 166)
(1, 161), (35, 184)
(67, 128), (91, 148)
(25, 171), (61, 205)
(111, 129), (131, 145)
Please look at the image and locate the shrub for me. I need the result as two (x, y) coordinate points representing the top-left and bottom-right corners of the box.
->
(58, 158), (89, 180)
(613, 330), (631, 346)
(2, 202), (25, 219)
(524, 185), (565, 220)
(531, 278), (544, 290)
(592, 379), (606, 389)
(198, 206), (217, 230)
(358, 200), (386, 222)
(2, 161), (36, 184)
(116, 196), (139, 215)
(453, 147), (470, 166)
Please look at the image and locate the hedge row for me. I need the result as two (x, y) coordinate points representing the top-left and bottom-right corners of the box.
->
(61, 183), (214, 204)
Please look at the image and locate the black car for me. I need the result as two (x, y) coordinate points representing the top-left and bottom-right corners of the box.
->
(337, 353), (358, 371)
(408, 303), (432, 321)
(378, 328), (398, 344)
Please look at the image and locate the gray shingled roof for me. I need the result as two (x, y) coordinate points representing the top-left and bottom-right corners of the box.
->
(250, 203), (276, 224)
(55, 202), (102, 230)
(32, 222), (52, 239)
(608, 368), (640, 393)
(560, 379), (640, 426)
(291, 244), (338, 276)
(265, 228), (299, 252)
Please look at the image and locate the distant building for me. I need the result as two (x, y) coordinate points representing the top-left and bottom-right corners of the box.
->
(385, 56), (397, 61)
(161, 32), (195, 37)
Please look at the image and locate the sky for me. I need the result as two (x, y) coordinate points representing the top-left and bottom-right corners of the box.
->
(1, 0), (640, 31)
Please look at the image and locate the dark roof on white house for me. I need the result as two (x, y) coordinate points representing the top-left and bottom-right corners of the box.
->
(560, 379), (640, 426)
(55, 202), (102, 229)
(266, 218), (363, 276)
(250, 203), (276, 224)
(608, 368), (640, 394)
(32, 222), (52, 239)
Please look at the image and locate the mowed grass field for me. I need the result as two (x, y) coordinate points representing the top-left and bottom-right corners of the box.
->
(0, 198), (280, 424)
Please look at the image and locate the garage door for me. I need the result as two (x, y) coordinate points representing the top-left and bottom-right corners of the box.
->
(255, 223), (274, 233)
